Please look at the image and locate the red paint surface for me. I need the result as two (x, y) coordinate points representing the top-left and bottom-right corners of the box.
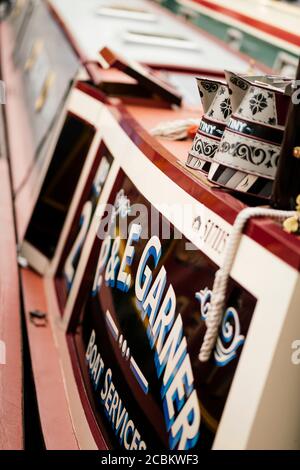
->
(0, 24), (39, 241)
(0, 160), (23, 450)
(21, 269), (79, 450)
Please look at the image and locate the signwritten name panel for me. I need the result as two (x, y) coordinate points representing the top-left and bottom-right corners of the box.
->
(67, 169), (257, 450)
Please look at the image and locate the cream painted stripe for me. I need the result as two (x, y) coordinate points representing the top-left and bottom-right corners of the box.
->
(68, 88), (102, 126)
(261, 0), (300, 16)
(232, 234), (297, 300)
(179, 0), (300, 56)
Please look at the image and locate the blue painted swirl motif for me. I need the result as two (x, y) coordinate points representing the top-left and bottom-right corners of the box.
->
(196, 289), (245, 366)
(196, 287), (211, 321)
(214, 308), (245, 367)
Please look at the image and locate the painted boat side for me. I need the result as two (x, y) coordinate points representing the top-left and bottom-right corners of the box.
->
(0, 158), (23, 450)
(69, 80), (300, 274)
(180, 0), (300, 52)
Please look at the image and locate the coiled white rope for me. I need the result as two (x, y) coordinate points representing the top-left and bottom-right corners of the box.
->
(199, 206), (297, 362)
(151, 118), (200, 141)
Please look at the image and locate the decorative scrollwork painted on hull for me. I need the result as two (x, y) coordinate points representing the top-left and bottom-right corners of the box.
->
(195, 289), (244, 367)
(214, 307), (245, 367)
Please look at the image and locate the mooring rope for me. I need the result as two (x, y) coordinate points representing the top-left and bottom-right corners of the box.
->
(199, 206), (297, 362)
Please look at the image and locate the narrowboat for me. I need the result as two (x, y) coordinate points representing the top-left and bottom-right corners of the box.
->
(163, 0), (300, 73)
(1, 0), (300, 452)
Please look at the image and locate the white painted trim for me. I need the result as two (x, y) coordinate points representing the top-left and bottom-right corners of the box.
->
(21, 240), (49, 274)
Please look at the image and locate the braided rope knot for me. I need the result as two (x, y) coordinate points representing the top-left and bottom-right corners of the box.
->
(199, 206), (296, 363)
